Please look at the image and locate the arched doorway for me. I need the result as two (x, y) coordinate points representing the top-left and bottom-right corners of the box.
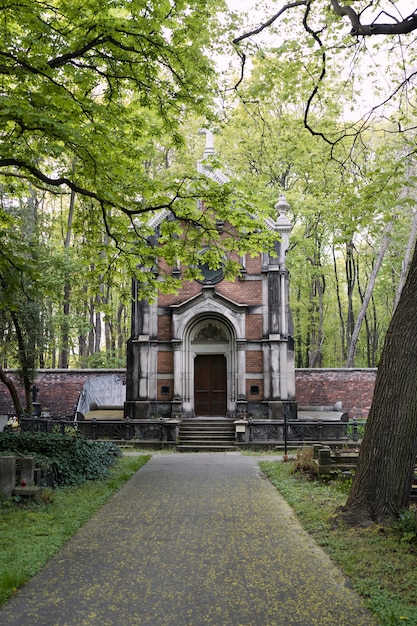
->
(170, 289), (247, 416)
(194, 354), (227, 416)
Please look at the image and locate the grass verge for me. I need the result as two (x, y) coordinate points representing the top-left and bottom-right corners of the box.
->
(260, 459), (417, 626)
(0, 453), (150, 606)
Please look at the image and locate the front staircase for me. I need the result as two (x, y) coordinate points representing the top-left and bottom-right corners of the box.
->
(177, 418), (236, 452)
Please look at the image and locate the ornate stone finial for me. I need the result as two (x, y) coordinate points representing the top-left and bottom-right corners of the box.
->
(196, 129), (229, 184)
(275, 194), (292, 234)
(275, 194), (290, 215)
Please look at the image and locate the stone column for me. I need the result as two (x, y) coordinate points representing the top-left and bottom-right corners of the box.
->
(236, 341), (247, 416)
(172, 341), (182, 399)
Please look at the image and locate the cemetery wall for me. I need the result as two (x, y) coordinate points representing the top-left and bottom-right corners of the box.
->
(0, 368), (376, 419)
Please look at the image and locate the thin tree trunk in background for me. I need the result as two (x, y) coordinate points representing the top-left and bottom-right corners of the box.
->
(346, 221), (393, 367)
(94, 296), (101, 354)
(345, 241), (356, 354)
(117, 302), (126, 357)
(88, 297), (95, 356)
(332, 245), (346, 362)
(10, 310), (33, 414)
(104, 285), (113, 354)
(58, 189), (76, 369)
(308, 273), (325, 367)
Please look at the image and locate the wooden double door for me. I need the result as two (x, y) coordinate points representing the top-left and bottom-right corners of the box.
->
(194, 354), (227, 416)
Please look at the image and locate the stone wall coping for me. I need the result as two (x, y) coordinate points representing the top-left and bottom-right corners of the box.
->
(295, 368), (378, 372)
(1, 367), (378, 374)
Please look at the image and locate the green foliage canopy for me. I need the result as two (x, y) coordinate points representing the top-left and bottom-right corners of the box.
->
(0, 0), (276, 298)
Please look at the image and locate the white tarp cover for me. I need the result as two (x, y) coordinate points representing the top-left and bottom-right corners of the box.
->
(76, 374), (126, 416)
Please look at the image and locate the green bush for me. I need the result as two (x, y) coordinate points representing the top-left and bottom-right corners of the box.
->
(0, 432), (121, 486)
(393, 509), (417, 544)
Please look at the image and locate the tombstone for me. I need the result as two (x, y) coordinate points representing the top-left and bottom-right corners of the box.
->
(0, 456), (16, 497)
(20, 457), (35, 486)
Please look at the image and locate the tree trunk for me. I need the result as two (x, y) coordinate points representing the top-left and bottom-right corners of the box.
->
(346, 220), (393, 367)
(9, 310), (34, 414)
(332, 245), (347, 362)
(58, 281), (71, 368)
(308, 273), (325, 367)
(0, 366), (24, 417)
(336, 241), (417, 526)
(116, 302), (126, 355)
(345, 241), (356, 352)
(394, 208), (417, 309)
(58, 188), (76, 369)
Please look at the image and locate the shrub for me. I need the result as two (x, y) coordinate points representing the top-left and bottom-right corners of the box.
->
(393, 509), (417, 545)
(0, 432), (121, 486)
(291, 446), (318, 480)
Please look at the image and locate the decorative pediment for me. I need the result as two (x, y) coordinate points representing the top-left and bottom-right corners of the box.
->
(170, 286), (247, 315)
(171, 287), (246, 341)
(195, 323), (227, 342)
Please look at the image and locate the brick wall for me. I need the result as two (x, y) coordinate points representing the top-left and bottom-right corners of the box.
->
(0, 368), (376, 418)
(157, 314), (172, 341)
(0, 370), (126, 417)
(217, 280), (262, 305)
(246, 351), (263, 373)
(246, 314), (263, 339)
(158, 282), (201, 306)
(295, 369), (377, 419)
(157, 352), (173, 373)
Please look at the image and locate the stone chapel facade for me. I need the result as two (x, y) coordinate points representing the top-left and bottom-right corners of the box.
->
(125, 140), (297, 421)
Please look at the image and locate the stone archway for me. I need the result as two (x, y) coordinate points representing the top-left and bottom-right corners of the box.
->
(185, 315), (235, 416)
(170, 289), (247, 417)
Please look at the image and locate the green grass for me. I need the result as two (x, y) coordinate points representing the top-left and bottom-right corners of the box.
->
(0, 454), (150, 605)
(260, 459), (417, 626)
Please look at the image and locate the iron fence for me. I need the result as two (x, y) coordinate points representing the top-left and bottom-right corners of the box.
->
(18, 416), (176, 443)
(248, 418), (365, 443)
(16, 416), (366, 445)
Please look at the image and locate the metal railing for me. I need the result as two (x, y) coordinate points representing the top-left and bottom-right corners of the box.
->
(248, 417), (366, 444)
(18, 416), (177, 443)
(16, 416), (366, 445)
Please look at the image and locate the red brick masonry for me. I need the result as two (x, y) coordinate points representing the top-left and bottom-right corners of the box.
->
(0, 369), (376, 419)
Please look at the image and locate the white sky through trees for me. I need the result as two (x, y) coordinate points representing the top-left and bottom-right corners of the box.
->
(225, 0), (417, 115)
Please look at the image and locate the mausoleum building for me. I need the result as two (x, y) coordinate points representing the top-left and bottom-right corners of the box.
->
(125, 140), (296, 421)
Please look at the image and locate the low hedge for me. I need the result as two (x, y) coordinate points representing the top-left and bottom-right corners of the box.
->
(0, 432), (121, 486)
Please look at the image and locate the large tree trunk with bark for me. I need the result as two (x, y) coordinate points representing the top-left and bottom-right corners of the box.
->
(336, 242), (417, 526)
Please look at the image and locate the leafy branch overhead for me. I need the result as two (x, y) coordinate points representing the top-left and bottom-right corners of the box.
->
(328, 0), (417, 36)
(234, 0), (417, 42)
(0, 0), (278, 286)
(232, 0), (417, 146)
(0, 0), (215, 207)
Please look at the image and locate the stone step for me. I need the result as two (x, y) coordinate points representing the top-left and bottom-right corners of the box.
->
(177, 443), (237, 452)
(179, 433), (234, 440)
(179, 426), (235, 433)
(181, 423), (234, 430)
(177, 418), (236, 451)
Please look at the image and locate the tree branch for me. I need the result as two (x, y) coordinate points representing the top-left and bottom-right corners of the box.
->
(232, 1), (307, 89)
(232, 1), (307, 44)
(329, 0), (417, 35)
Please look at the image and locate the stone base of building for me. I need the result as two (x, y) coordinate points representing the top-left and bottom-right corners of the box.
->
(124, 401), (151, 420)
(267, 401), (298, 420)
(124, 400), (298, 421)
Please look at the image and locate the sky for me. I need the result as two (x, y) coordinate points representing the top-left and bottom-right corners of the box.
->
(223, 0), (417, 114)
